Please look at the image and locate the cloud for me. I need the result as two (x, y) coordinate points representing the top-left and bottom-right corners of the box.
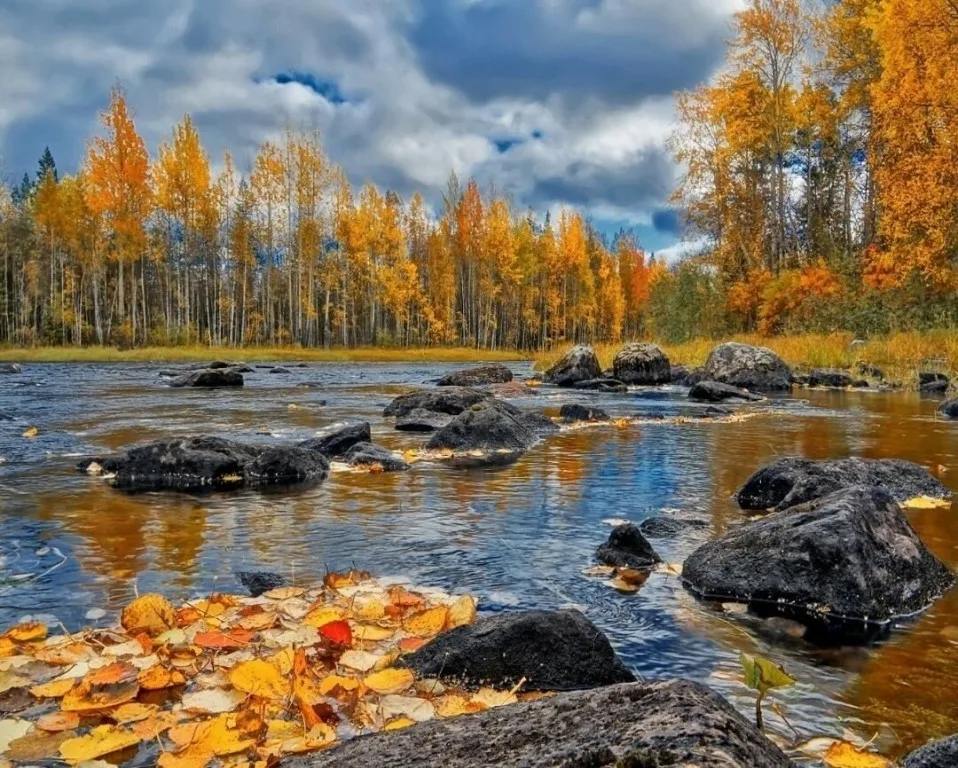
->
(0, 0), (738, 249)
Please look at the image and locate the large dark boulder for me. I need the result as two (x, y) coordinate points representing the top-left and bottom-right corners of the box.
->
(286, 679), (791, 768)
(736, 456), (950, 511)
(683, 486), (955, 637)
(919, 372), (950, 394)
(703, 343), (791, 392)
(902, 734), (958, 768)
(596, 523), (661, 568)
(613, 342), (671, 385)
(559, 403), (610, 423)
(426, 400), (537, 453)
(243, 446), (329, 487)
(298, 422), (371, 458)
(384, 387), (490, 417)
(437, 364), (513, 387)
(343, 442), (409, 472)
(394, 409), (453, 432)
(689, 380), (763, 403)
(402, 609), (635, 692)
(79, 436), (261, 491)
(0, 363), (22, 374)
(543, 345), (601, 387)
(169, 368), (244, 388)
(939, 398), (958, 420)
(572, 377), (628, 393)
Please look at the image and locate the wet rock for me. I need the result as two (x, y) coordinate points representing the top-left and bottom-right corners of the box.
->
(426, 400), (537, 453)
(0, 363), (22, 374)
(613, 342), (671, 385)
(543, 345), (601, 387)
(938, 398), (958, 420)
(169, 369), (244, 388)
(699, 406), (733, 418)
(571, 377), (628, 393)
(205, 361), (232, 369)
(640, 516), (710, 538)
(236, 571), (286, 597)
(403, 609), (635, 692)
(518, 410), (560, 437)
(902, 734), (958, 768)
(689, 380), (763, 403)
(669, 364), (690, 383)
(806, 369), (857, 388)
(394, 409), (453, 432)
(344, 442), (409, 471)
(736, 456), (950, 511)
(287, 679), (791, 768)
(683, 486), (955, 636)
(383, 387), (490, 418)
(919, 372), (950, 393)
(243, 446), (329, 487)
(857, 362), (885, 380)
(227, 364), (254, 374)
(703, 342), (791, 392)
(298, 422), (371, 458)
(596, 523), (661, 569)
(269, 366), (291, 374)
(559, 403), (609, 423)
(436, 364), (513, 387)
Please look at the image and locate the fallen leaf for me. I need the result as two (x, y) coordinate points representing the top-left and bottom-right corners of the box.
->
(5, 622), (47, 643)
(317, 675), (360, 697)
(364, 667), (414, 695)
(405, 606), (449, 638)
(317, 620), (352, 646)
(195, 630), (254, 650)
(471, 687), (518, 709)
(59, 724), (140, 763)
(109, 703), (157, 724)
(21, 427), (38, 439)
(30, 678), (75, 698)
(445, 595), (477, 629)
(383, 716), (416, 731)
(378, 694), (435, 723)
(901, 496), (951, 510)
(36, 712), (80, 732)
(181, 688), (247, 714)
(0, 719), (32, 753)
(121, 594), (176, 636)
(0, 671), (32, 695)
(606, 577), (641, 593)
(338, 650), (382, 673)
(5, 728), (74, 761)
(823, 740), (891, 768)
(228, 660), (289, 700)
(262, 587), (305, 601)
(351, 624), (394, 642)
(138, 665), (186, 690)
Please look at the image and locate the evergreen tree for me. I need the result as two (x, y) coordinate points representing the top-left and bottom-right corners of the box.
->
(36, 146), (57, 182)
(10, 173), (33, 207)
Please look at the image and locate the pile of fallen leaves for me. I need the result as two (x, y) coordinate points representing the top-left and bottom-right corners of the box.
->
(0, 572), (524, 767)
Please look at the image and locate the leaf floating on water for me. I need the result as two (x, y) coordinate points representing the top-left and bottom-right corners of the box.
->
(5, 621), (47, 643)
(823, 740), (891, 768)
(900, 495), (951, 510)
(59, 724), (141, 763)
(21, 426), (38, 439)
(740, 652), (795, 692)
(605, 577), (641, 594)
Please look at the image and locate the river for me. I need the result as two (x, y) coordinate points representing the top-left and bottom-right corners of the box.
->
(1, 361), (956, 761)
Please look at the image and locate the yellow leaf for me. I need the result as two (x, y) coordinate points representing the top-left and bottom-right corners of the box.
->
(384, 716), (416, 731)
(59, 724), (140, 763)
(363, 667), (414, 695)
(351, 624), (394, 642)
(823, 741), (891, 768)
(405, 606), (449, 638)
(5, 622), (46, 643)
(261, 587), (305, 600)
(0, 671), (32, 694)
(22, 427), (38, 439)
(434, 694), (479, 718)
(378, 695), (435, 723)
(30, 678), (75, 699)
(317, 675), (360, 696)
(228, 659), (290, 700)
(110, 703), (158, 724)
(302, 607), (344, 629)
(470, 688), (518, 709)
(121, 594), (176, 636)
(901, 495), (951, 510)
(445, 596), (477, 629)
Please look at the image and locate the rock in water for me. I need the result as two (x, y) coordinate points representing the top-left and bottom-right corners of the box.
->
(169, 369), (244, 388)
(284, 679), (790, 768)
(559, 403), (609, 423)
(426, 400), (537, 453)
(298, 422), (371, 457)
(919, 372), (950, 393)
(543, 345), (601, 387)
(596, 523), (661, 568)
(394, 409), (453, 432)
(243, 447), (329, 487)
(383, 387), (490, 417)
(683, 486), (955, 637)
(937, 398), (958, 420)
(688, 380), (763, 402)
(640, 516), (710, 538)
(571, 377), (628, 393)
(0, 363), (22, 374)
(437, 364), (513, 387)
(902, 734), (958, 768)
(612, 342), (671, 385)
(402, 609), (635, 691)
(236, 571), (286, 597)
(736, 456), (950, 511)
(343, 442), (409, 472)
(703, 342), (791, 392)
(805, 369), (863, 388)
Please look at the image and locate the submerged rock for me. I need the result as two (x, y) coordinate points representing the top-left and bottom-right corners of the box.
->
(938, 398), (958, 420)
(436, 364), (513, 387)
(287, 679), (790, 768)
(343, 442), (409, 472)
(703, 342), (791, 392)
(919, 372), (950, 393)
(236, 571), (286, 597)
(298, 422), (371, 458)
(571, 377), (628, 393)
(559, 403), (610, 422)
(394, 409), (453, 432)
(688, 380), (763, 403)
(736, 456), (950, 511)
(243, 446), (329, 487)
(683, 486), (955, 637)
(596, 523), (661, 569)
(612, 342), (671, 385)
(426, 400), (537, 453)
(902, 734), (958, 768)
(169, 369), (244, 388)
(402, 609), (635, 691)
(543, 345), (601, 387)
(269, 366), (291, 374)
(640, 516), (710, 538)
(383, 387), (490, 418)
(0, 363), (22, 374)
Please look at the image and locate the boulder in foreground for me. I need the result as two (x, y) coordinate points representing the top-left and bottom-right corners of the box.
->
(243, 446), (329, 487)
(703, 342), (791, 392)
(402, 609), (635, 691)
(425, 400), (537, 453)
(285, 678), (791, 768)
(543, 344), (601, 387)
(384, 387), (490, 417)
(596, 523), (661, 568)
(394, 409), (453, 432)
(436, 364), (513, 387)
(169, 368), (244, 388)
(689, 380), (763, 403)
(902, 734), (958, 768)
(613, 342), (671, 385)
(919, 372), (950, 393)
(938, 398), (958, 420)
(736, 456), (950, 511)
(683, 486), (955, 639)
(298, 422), (371, 457)
(343, 442), (410, 472)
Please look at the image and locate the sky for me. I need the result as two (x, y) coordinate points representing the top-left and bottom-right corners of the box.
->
(0, 0), (743, 257)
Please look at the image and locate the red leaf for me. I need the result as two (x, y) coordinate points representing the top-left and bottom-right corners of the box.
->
(318, 620), (352, 647)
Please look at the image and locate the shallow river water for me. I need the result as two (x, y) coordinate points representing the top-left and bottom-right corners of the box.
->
(1, 361), (956, 762)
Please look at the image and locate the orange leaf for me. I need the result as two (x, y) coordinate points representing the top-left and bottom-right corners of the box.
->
(121, 594), (176, 636)
(194, 629), (254, 650)
(405, 605), (449, 637)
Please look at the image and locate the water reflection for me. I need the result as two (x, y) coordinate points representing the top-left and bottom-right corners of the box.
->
(1, 364), (956, 761)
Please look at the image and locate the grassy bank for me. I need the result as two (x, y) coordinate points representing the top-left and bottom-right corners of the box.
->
(534, 331), (958, 382)
(0, 345), (527, 364)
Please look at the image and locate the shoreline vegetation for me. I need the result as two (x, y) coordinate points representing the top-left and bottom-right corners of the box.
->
(2, 330), (957, 383)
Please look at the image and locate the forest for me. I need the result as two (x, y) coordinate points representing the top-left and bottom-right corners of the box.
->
(0, 0), (956, 350)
